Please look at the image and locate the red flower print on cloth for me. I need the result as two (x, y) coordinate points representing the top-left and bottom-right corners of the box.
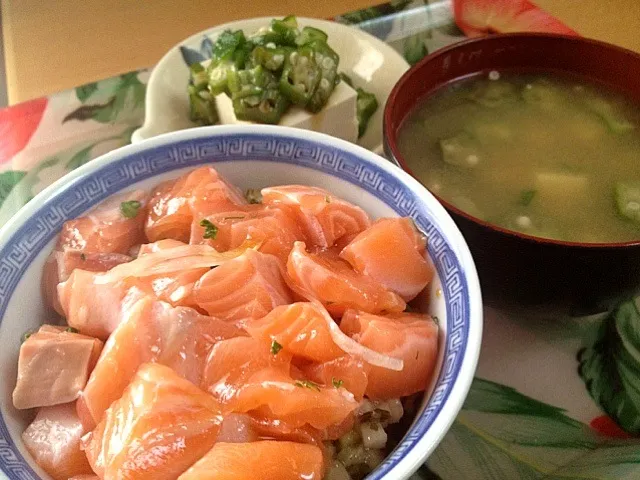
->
(0, 97), (48, 164)
(454, 0), (578, 37)
(590, 415), (634, 439)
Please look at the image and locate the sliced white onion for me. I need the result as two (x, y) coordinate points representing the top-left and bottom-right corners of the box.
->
(313, 300), (404, 372)
(324, 461), (351, 480)
(96, 240), (260, 283)
(360, 422), (387, 450)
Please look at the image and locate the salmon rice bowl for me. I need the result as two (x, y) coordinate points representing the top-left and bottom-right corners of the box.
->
(0, 126), (482, 480)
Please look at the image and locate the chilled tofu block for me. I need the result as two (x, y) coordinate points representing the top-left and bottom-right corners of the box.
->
(13, 326), (103, 410)
(215, 80), (359, 143)
(22, 402), (94, 480)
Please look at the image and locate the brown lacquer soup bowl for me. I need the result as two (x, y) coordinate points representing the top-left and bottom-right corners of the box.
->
(384, 33), (640, 316)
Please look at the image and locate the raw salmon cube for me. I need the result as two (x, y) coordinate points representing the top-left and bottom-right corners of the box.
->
(287, 242), (406, 316)
(178, 441), (324, 480)
(58, 190), (148, 254)
(340, 217), (434, 301)
(146, 166), (247, 243)
(261, 185), (371, 248)
(83, 363), (223, 479)
(78, 296), (243, 430)
(341, 310), (439, 399)
(192, 249), (292, 323)
(22, 402), (93, 480)
(13, 327), (103, 410)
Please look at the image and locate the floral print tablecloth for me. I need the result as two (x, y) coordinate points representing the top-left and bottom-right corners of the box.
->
(1, 1), (638, 479)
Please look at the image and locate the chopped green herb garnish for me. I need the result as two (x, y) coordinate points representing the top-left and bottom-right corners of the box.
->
(200, 219), (219, 239)
(22, 332), (33, 342)
(518, 189), (537, 206)
(325, 195), (331, 203)
(294, 380), (321, 391)
(332, 377), (344, 389)
(120, 200), (142, 218)
(432, 316), (439, 325)
(80, 253), (86, 261)
(271, 340), (283, 355)
(224, 216), (246, 220)
(65, 327), (79, 333)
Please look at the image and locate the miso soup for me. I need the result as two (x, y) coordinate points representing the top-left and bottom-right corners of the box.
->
(397, 71), (640, 243)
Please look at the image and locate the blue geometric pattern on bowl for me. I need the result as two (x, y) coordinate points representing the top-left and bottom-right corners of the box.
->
(0, 133), (469, 479)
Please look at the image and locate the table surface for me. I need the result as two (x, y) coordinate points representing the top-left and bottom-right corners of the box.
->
(2, 0), (640, 105)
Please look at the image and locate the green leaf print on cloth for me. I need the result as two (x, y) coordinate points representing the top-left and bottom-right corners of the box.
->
(0, 171), (27, 209)
(64, 72), (146, 124)
(75, 81), (99, 102)
(578, 299), (640, 435)
(426, 378), (640, 480)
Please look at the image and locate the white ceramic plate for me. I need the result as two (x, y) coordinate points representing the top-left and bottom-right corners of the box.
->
(132, 17), (410, 152)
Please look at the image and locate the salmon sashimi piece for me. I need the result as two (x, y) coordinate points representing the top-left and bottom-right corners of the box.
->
(341, 310), (439, 399)
(59, 243), (253, 338)
(217, 412), (327, 446)
(83, 363), (223, 480)
(300, 355), (369, 401)
(78, 297), (242, 431)
(146, 166), (247, 242)
(42, 250), (132, 315)
(262, 185), (371, 248)
(340, 217), (434, 301)
(57, 189), (147, 254)
(127, 240), (209, 306)
(191, 205), (306, 263)
(177, 441), (324, 480)
(13, 327), (103, 409)
(22, 402), (94, 480)
(192, 249), (292, 323)
(217, 413), (260, 443)
(245, 302), (345, 363)
(57, 269), (138, 340)
(287, 242), (406, 316)
(202, 337), (358, 432)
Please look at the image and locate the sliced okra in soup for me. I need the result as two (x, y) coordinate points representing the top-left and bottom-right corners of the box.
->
(614, 181), (640, 224)
(467, 77), (519, 108)
(439, 131), (482, 168)
(465, 117), (512, 144)
(579, 90), (636, 133)
(521, 78), (568, 111)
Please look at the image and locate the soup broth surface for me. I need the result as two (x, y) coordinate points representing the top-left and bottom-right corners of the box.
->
(397, 71), (640, 243)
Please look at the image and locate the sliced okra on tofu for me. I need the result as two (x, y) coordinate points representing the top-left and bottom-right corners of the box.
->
(229, 67), (290, 124)
(279, 46), (322, 106)
(296, 26), (328, 46)
(439, 131), (482, 168)
(206, 29), (249, 96)
(189, 62), (209, 90)
(306, 40), (340, 113)
(251, 45), (292, 72)
(188, 84), (218, 125)
(355, 88), (378, 139)
(614, 182), (640, 224)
